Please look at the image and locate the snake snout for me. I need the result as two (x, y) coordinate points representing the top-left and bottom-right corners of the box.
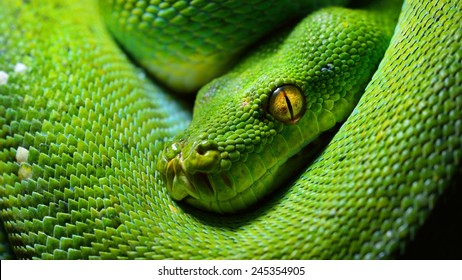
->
(158, 139), (226, 203)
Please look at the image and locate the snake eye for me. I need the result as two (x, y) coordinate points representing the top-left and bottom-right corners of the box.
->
(268, 84), (306, 124)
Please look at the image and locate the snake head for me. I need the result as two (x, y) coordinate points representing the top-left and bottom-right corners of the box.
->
(156, 71), (298, 213)
(157, 6), (392, 214)
(156, 71), (322, 214)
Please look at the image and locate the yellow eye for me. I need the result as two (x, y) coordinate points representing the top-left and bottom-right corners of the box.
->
(268, 85), (306, 124)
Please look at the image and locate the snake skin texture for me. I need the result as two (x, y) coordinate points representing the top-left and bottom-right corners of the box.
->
(0, 0), (461, 259)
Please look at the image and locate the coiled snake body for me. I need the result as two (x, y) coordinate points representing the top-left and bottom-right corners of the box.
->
(0, 0), (461, 259)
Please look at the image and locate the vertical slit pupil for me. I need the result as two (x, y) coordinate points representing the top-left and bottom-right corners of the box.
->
(283, 91), (294, 120)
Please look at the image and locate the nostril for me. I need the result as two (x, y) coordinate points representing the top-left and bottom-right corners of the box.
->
(195, 140), (218, 156)
(196, 144), (207, 156)
(184, 141), (221, 173)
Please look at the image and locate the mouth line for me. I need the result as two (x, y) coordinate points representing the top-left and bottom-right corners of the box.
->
(162, 139), (318, 213)
(166, 152), (273, 204)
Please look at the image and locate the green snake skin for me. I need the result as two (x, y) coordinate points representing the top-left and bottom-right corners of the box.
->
(0, 0), (461, 259)
(99, 0), (347, 93)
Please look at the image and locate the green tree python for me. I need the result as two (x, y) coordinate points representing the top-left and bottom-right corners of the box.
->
(0, 0), (461, 259)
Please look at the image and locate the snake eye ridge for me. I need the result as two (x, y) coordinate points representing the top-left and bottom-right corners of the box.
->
(268, 84), (306, 124)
